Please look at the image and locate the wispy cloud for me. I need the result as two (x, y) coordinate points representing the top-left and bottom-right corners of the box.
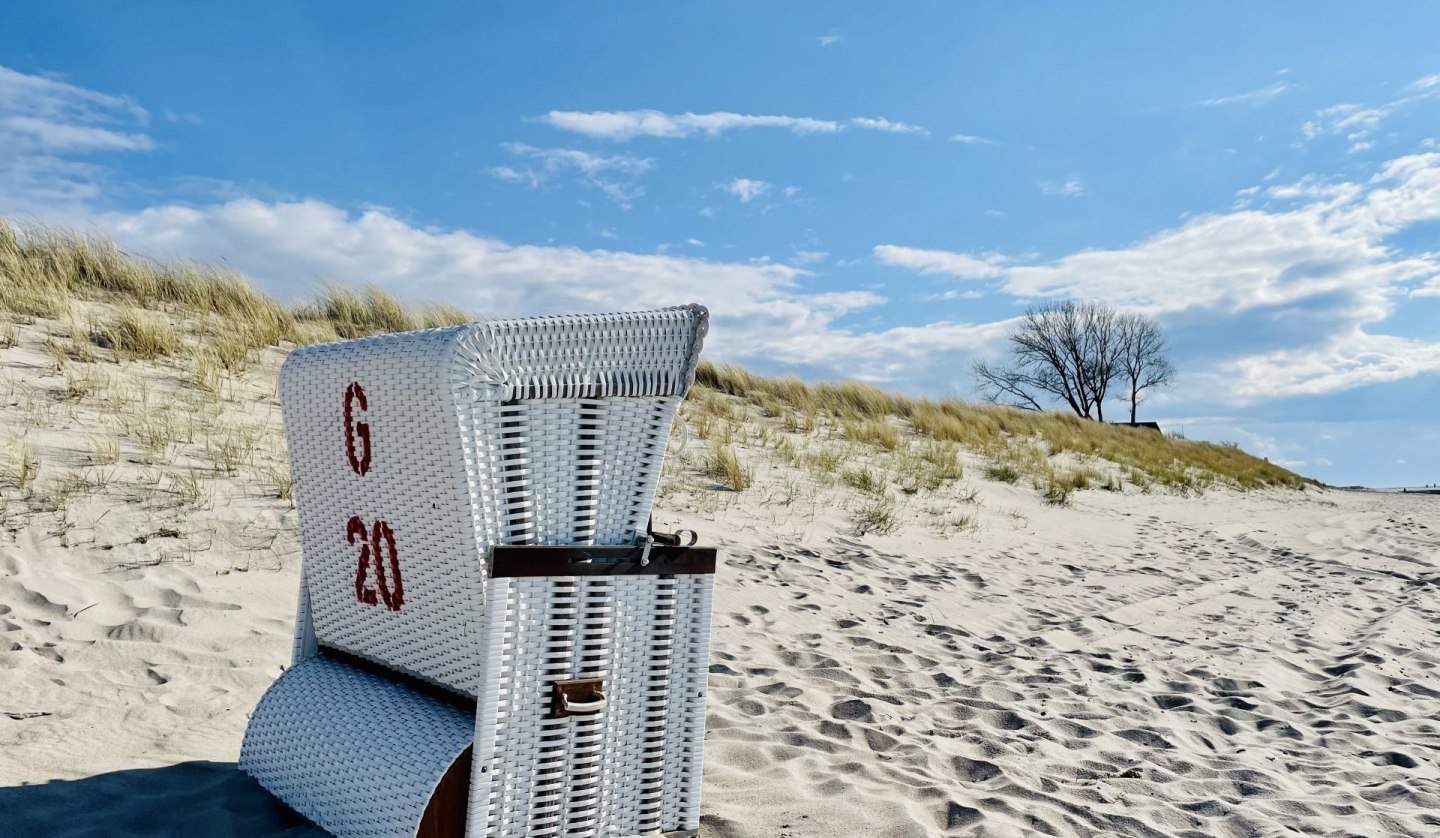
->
(1408, 73), (1440, 92)
(0, 65), (156, 213)
(1302, 103), (1388, 153)
(817, 34), (842, 47)
(873, 244), (1007, 279)
(1199, 81), (1292, 107)
(1301, 72), (1440, 154)
(489, 142), (653, 205)
(1, 115), (154, 152)
(540, 110), (843, 141)
(949, 133), (996, 145)
(718, 177), (771, 202)
(849, 116), (927, 135)
(539, 109), (931, 141)
(1038, 177), (1085, 197)
(0, 66), (148, 126)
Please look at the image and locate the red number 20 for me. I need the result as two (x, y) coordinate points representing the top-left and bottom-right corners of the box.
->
(348, 515), (403, 611)
(343, 382), (371, 476)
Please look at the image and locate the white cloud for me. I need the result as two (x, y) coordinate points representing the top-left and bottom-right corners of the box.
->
(1038, 177), (1085, 196)
(0, 65), (156, 213)
(539, 109), (932, 141)
(926, 289), (986, 301)
(878, 153), (1440, 400)
(1302, 103), (1389, 154)
(817, 35), (842, 47)
(488, 165), (536, 187)
(2, 115), (154, 152)
(1004, 158), (1440, 313)
(1301, 74), (1440, 154)
(719, 178), (771, 202)
(500, 143), (652, 178)
(489, 143), (653, 205)
(873, 244), (1007, 279)
(1222, 330), (1440, 400)
(949, 134), (996, 145)
(0, 66), (148, 125)
(1200, 81), (1292, 107)
(1408, 73), (1440, 92)
(539, 109), (843, 141)
(849, 116), (927, 135)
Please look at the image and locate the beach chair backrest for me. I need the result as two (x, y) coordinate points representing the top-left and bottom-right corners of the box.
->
(278, 306), (708, 696)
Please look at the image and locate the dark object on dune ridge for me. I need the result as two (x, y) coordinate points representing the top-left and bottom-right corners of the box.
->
(1109, 421), (1162, 433)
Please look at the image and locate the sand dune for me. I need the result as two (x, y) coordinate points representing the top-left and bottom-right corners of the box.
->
(1, 314), (1437, 836)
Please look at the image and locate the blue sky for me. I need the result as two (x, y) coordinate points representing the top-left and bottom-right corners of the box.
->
(2, 3), (1438, 487)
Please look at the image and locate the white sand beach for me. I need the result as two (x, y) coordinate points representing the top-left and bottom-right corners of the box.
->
(2, 308), (1438, 837)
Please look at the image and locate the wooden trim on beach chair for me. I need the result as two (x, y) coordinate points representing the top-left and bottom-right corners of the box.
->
(489, 544), (717, 577)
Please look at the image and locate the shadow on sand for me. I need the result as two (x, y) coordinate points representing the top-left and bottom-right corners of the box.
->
(0, 760), (326, 838)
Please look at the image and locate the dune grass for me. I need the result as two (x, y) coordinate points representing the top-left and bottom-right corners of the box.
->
(695, 360), (1311, 493)
(0, 219), (473, 350)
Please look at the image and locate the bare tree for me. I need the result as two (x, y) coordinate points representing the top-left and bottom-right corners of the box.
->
(972, 300), (1124, 420)
(1115, 311), (1175, 423)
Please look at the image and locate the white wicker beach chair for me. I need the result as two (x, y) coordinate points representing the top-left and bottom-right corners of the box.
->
(240, 305), (714, 837)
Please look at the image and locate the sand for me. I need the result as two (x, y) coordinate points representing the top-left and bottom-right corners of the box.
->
(2, 317), (1438, 836)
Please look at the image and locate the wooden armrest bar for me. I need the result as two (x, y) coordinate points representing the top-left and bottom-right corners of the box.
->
(490, 545), (717, 578)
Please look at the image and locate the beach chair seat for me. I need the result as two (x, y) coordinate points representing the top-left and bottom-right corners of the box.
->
(239, 305), (713, 837)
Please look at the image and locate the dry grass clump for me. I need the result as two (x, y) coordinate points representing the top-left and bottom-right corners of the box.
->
(1039, 468), (1107, 506)
(294, 284), (473, 340)
(104, 308), (180, 360)
(841, 467), (884, 495)
(88, 434), (120, 466)
(8, 441), (41, 495)
(842, 418), (901, 451)
(259, 464), (294, 503)
(985, 464), (1020, 484)
(193, 351), (225, 398)
(894, 440), (963, 494)
(701, 444), (752, 491)
(63, 368), (107, 401)
(850, 497), (898, 536)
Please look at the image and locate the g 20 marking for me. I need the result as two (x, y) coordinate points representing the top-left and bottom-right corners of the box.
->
(343, 382), (371, 476)
(348, 515), (403, 611)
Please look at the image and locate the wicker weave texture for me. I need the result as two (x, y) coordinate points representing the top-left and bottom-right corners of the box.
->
(239, 655), (473, 837)
(471, 574), (713, 837)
